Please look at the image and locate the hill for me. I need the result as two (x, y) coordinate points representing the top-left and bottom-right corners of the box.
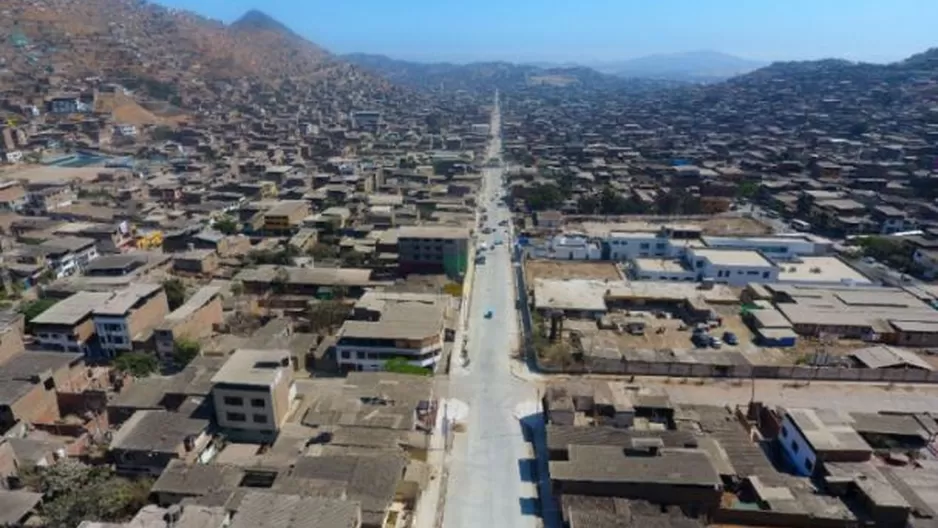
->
(0, 0), (399, 112)
(342, 53), (684, 94)
(593, 51), (766, 82)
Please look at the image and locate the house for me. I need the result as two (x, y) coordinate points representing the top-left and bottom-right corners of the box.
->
(37, 236), (99, 278)
(397, 226), (470, 278)
(172, 249), (219, 275)
(0, 180), (26, 212)
(871, 205), (910, 234)
(92, 283), (170, 357)
(150, 459), (244, 506)
(29, 291), (113, 355)
(262, 200), (309, 234)
(550, 233), (602, 261)
(0, 350), (84, 433)
(0, 490), (43, 527)
(153, 286), (223, 360)
(335, 292), (450, 372)
(778, 408), (873, 476)
(537, 210), (563, 229)
(108, 410), (212, 476)
(229, 491), (362, 528)
(210, 349), (296, 441)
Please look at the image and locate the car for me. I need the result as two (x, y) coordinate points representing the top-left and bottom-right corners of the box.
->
(691, 333), (710, 348)
(723, 331), (738, 345)
(484, 310), (494, 319)
(710, 336), (723, 349)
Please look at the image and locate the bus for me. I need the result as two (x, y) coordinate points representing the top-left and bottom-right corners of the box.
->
(791, 219), (811, 232)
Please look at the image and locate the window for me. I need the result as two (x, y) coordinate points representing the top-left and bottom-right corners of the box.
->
(640, 243), (650, 249)
(781, 426), (788, 438)
(763, 271), (770, 279)
(250, 398), (266, 408)
(224, 396), (244, 406)
(341, 350), (350, 359)
(226, 412), (246, 422)
(804, 459), (813, 473)
(356, 351), (365, 359)
(253, 414), (268, 424)
(791, 440), (799, 453)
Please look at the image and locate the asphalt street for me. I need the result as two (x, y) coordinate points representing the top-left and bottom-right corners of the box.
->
(440, 93), (549, 528)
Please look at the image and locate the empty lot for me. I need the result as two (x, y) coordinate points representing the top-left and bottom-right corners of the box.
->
(525, 260), (622, 283)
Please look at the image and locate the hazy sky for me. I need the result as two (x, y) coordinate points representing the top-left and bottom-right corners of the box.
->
(155, 0), (938, 63)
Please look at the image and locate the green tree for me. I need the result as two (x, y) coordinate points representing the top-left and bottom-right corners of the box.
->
(163, 278), (186, 310)
(173, 339), (201, 367)
(308, 243), (338, 260)
(383, 357), (431, 376)
(22, 460), (151, 528)
(112, 352), (158, 378)
(307, 300), (350, 332)
(214, 216), (240, 235)
(19, 298), (59, 322)
(523, 183), (564, 211)
(736, 181), (759, 199)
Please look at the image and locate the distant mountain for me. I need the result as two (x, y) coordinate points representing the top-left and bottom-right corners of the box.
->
(342, 53), (684, 94)
(592, 51), (767, 83)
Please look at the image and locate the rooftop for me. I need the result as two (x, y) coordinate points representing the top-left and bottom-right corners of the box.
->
(30, 291), (111, 325)
(211, 348), (291, 387)
(776, 256), (872, 285)
(161, 286), (222, 326)
(549, 444), (721, 487)
(692, 248), (774, 268)
(398, 225), (470, 240)
(109, 410), (208, 453)
(230, 490), (360, 528)
(93, 282), (164, 317)
(784, 408), (873, 454)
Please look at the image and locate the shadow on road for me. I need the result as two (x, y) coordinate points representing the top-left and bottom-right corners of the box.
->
(519, 497), (541, 516)
(518, 413), (563, 528)
(517, 458), (538, 483)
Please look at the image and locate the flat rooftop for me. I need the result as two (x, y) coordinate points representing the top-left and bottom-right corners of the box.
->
(398, 225), (470, 240)
(211, 348), (291, 387)
(777, 256), (872, 285)
(633, 258), (689, 273)
(550, 444), (721, 487)
(785, 408), (873, 454)
(692, 248), (774, 268)
(30, 291), (111, 325)
(93, 282), (163, 316)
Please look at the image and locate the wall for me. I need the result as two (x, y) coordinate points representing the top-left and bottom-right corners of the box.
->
(0, 326), (25, 365)
(778, 415), (817, 476)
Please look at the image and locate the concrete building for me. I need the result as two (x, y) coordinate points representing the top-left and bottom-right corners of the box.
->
(0, 180), (26, 212)
(0, 350), (84, 433)
(550, 233), (602, 260)
(210, 348), (296, 441)
(37, 236), (99, 278)
(336, 292), (449, 372)
(109, 410), (212, 476)
(397, 226), (470, 278)
(30, 291), (113, 355)
(92, 283), (170, 357)
(262, 200), (309, 234)
(153, 286), (223, 360)
(779, 408), (873, 476)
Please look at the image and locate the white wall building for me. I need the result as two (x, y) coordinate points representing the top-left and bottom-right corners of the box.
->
(550, 233), (602, 260)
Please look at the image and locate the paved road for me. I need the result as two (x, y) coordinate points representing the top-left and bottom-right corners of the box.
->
(440, 93), (548, 528)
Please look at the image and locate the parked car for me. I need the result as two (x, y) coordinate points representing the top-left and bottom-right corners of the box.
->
(691, 333), (710, 348)
(484, 309), (494, 319)
(710, 336), (723, 349)
(723, 331), (738, 345)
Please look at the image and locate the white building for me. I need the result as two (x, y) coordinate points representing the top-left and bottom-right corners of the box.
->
(335, 292), (449, 372)
(685, 248), (779, 286)
(38, 236), (99, 278)
(211, 348), (296, 440)
(550, 233), (602, 260)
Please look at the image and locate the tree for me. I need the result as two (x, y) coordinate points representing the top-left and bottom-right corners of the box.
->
(173, 339), (201, 367)
(214, 216), (240, 235)
(19, 298), (59, 322)
(307, 300), (350, 332)
(523, 183), (564, 211)
(22, 460), (151, 528)
(735, 181), (759, 199)
(308, 243), (338, 261)
(163, 278), (186, 310)
(112, 352), (158, 377)
(384, 357), (431, 376)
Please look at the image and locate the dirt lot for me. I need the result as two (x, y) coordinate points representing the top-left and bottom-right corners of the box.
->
(525, 260), (623, 284)
(700, 216), (772, 236)
(0, 165), (104, 183)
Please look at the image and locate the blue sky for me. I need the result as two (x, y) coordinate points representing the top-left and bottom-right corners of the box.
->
(155, 0), (938, 63)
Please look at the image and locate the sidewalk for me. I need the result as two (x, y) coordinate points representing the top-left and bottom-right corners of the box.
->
(412, 400), (450, 528)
